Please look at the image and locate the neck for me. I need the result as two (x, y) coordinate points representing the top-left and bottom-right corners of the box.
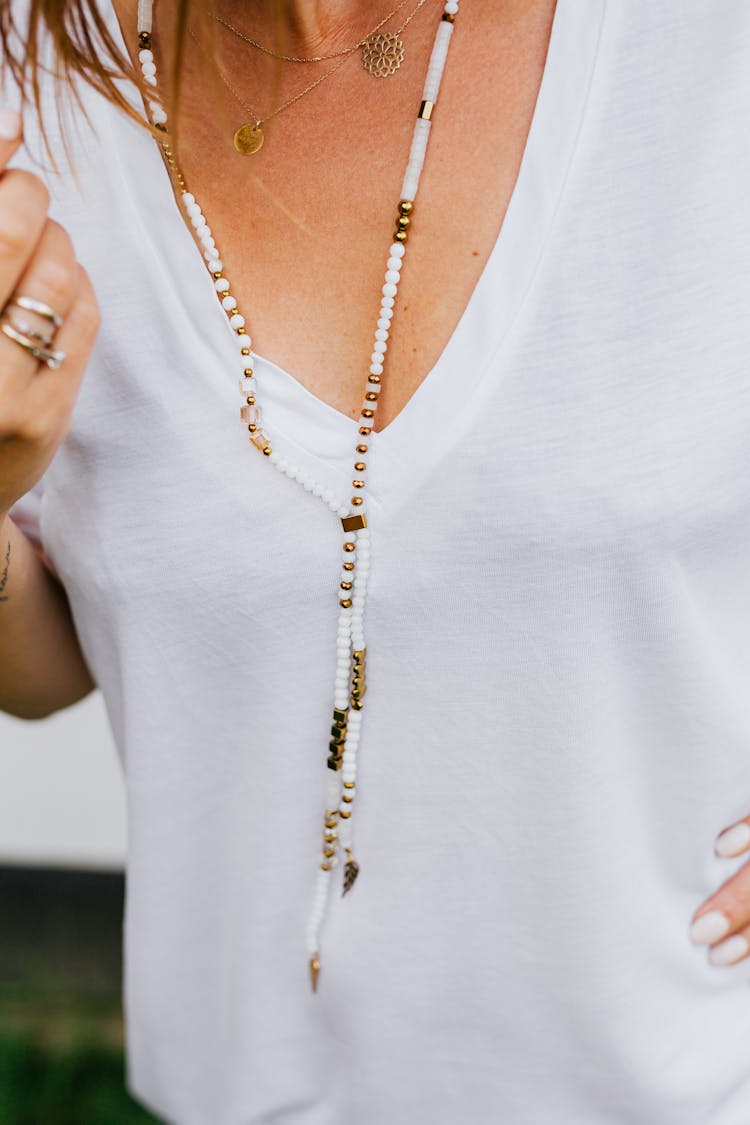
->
(219, 1), (388, 54)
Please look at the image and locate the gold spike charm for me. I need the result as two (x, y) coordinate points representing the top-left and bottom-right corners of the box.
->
(310, 953), (320, 992)
(342, 851), (360, 897)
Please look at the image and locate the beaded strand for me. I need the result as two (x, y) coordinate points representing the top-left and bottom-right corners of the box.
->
(136, 0), (460, 992)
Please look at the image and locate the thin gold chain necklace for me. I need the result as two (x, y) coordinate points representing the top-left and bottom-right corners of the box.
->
(189, 0), (431, 154)
(214, 0), (430, 77)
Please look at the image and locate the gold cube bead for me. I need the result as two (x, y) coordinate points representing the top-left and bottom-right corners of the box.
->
(341, 514), (367, 532)
(350, 699), (363, 711)
(418, 100), (434, 121)
(333, 708), (348, 722)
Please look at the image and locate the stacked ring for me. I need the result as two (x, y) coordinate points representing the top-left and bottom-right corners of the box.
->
(0, 294), (66, 369)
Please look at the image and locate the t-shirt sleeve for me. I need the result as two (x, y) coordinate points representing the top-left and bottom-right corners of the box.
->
(9, 479), (45, 552)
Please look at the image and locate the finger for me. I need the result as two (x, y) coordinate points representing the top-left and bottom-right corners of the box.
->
(689, 857), (750, 948)
(0, 107), (23, 167)
(26, 261), (100, 409)
(0, 217), (79, 387)
(0, 168), (50, 311)
(705, 921), (750, 968)
(714, 816), (750, 858)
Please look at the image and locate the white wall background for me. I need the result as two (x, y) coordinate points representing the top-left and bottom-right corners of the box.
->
(0, 691), (126, 869)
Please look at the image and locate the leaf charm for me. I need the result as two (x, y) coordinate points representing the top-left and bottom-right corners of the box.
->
(342, 856), (360, 897)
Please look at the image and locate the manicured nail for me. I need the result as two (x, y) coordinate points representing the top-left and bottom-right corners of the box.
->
(0, 108), (20, 140)
(715, 822), (750, 857)
(690, 909), (731, 945)
(708, 934), (749, 966)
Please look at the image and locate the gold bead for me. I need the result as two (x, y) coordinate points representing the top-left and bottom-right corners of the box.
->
(354, 462), (366, 471)
(324, 818), (338, 829)
(340, 581), (353, 590)
(341, 795), (353, 804)
(356, 444), (368, 453)
(323, 847), (336, 858)
(365, 392), (378, 402)
(361, 409), (375, 419)
(339, 810), (352, 819)
(320, 862), (332, 871)
(212, 272), (223, 280)
(343, 781), (355, 789)
(399, 199), (414, 214)
(340, 598), (353, 608)
(246, 396), (255, 405)
(262, 446), (272, 455)
(241, 347), (251, 356)
(344, 543), (355, 552)
(441, 10), (455, 20)
(237, 327), (247, 335)
(394, 230), (407, 243)
(244, 368), (254, 377)
(343, 561), (355, 572)
(359, 426), (372, 436)
(351, 497), (363, 507)
(397, 215), (411, 229)
(229, 307), (239, 317)
(248, 423), (257, 433)
(368, 375), (381, 385)
(352, 479), (365, 488)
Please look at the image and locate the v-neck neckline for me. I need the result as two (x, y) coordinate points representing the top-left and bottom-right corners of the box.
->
(104, 0), (606, 508)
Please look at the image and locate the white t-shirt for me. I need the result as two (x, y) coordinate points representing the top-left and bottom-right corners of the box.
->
(7, 1), (750, 1122)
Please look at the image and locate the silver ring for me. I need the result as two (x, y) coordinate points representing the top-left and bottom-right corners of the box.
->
(0, 321), (66, 369)
(7, 295), (63, 329)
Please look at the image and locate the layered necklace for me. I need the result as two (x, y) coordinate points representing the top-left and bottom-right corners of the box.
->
(135, 0), (460, 991)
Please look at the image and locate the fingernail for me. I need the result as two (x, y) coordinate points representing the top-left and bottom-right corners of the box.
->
(690, 909), (731, 945)
(0, 108), (21, 140)
(708, 934), (749, 966)
(715, 822), (750, 857)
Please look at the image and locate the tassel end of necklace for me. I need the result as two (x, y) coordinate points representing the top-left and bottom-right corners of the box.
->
(310, 954), (320, 993)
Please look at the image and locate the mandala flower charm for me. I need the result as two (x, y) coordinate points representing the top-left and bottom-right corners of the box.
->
(362, 32), (405, 78)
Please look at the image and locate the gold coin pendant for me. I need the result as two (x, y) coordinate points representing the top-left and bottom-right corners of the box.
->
(233, 123), (264, 155)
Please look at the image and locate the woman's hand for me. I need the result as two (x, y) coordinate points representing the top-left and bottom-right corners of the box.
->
(0, 107), (100, 521)
(690, 818), (750, 965)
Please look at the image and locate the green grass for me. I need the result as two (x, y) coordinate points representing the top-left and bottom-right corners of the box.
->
(0, 978), (159, 1124)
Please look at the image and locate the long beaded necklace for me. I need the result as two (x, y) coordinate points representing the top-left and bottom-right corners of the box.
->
(135, 0), (460, 992)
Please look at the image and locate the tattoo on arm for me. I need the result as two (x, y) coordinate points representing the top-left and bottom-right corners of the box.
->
(0, 540), (10, 601)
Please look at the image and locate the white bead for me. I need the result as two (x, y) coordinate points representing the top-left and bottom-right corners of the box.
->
(370, 363), (383, 376)
(373, 341), (387, 355)
(337, 506), (349, 518)
(277, 459), (288, 472)
(230, 314), (245, 330)
(215, 279), (230, 292)
(144, 74), (157, 86)
(384, 270), (400, 284)
(209, 260), (224, 274)
(370, 352), (382, 366)
(186, 201), (201, 217)
(141, 61), (156, 76)
(190, 212), (204, 227)
(181, 193), (195, 205)
(222, 295), (235, 310)
(381, 306), (393, 319)
(387, 257), (402, 271)
(381, 296), (395, 309)
(375, 329), (389, 342)
(445, 0), (458, 11)
(382, 282), (397, 298)
(138, 48), (153, 62)
(312, 484), (323, 497)
(376, 318), (390, 330)
(196, 224), (211, 240)
(390, 242), (405, 258)
(152, 108), (168, 125)
(328, 500), (340, 513)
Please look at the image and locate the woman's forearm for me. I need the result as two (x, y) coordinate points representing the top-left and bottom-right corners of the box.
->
(0, 511), (95, 719)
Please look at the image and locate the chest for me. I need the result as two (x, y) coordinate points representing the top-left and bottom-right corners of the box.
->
(115, 0), (558, 432)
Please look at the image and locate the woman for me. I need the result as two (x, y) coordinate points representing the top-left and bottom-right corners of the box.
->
(1, 0), (750, 1120)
